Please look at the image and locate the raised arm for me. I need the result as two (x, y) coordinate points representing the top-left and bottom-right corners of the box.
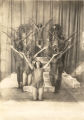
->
(64, 31), (78, 43)
(33, 46), (48, 58)
(22, 31), (33, 41)
(11, 45), (23, 58)
(1, 31), (13, 40)
(30, 19), (38, 31)
(11, 45), (34, 70)
(43, 53), (59, 69)
(22, 53), (34, 70)
(43, 43), (73, 69)
(42, 19), (53, 29)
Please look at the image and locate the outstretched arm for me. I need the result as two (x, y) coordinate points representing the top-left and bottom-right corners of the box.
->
(22, 31), (33, 41)
(15, 31), (36, 50)
(17, 31), (34, 45)
(43, 53), (59, 69)
(64, 31), (78, 43)
(11, 45), (34, 70)
(1, 31), (13, 40)
(42, 19), (53, 29)
(30, 19), (38, 31)
(22, 53), (34, 70)
(33, 46), (48, 58)
(43, 42), (73, 69)
(25, 32), (37, 48)
(1, 31), (17, 46)
(10, 45), (23, 58)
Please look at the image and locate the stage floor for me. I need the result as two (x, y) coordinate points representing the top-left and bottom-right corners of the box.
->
(0, 73), (84, 120)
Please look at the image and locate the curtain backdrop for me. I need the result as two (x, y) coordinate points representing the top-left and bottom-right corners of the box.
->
(0, 0), (84, 80)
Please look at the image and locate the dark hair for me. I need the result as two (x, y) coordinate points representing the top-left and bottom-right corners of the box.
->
(37, 24), (43, 28)
(34, 61), (43, 68)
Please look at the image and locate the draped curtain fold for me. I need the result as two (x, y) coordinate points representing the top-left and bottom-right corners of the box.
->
(0, 0), (84, 80)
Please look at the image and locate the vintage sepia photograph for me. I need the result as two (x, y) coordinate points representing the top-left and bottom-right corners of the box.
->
(0, 0), (84, 120)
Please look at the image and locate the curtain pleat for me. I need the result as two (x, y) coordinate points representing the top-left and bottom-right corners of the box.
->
(68, 1), (76, 72)
(36, 0), (38, 24)
(58, 1), (60, 24)
(64, 1), (71, 72)
(0, 0), (84, 80)
(43, 0), (44, 24)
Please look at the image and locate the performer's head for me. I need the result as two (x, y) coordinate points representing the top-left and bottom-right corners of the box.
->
(37, 23), (43, 28)
(34, 60), (43, 68)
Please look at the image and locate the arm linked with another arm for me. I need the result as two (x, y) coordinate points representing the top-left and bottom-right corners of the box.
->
(10, 45), (34, 70)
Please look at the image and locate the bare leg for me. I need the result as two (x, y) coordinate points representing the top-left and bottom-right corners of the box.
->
(38, 87), (44, 101)
(16, 67), (20, 88)
(23, 72), (28, 86)
(19, 66), (23, 91)
(28, 74), (32, 85)
(32, 87), (38, 100)
(55, 66), (63, 92)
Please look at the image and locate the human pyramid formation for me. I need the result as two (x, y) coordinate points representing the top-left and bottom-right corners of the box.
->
(3, 19), (77, 100)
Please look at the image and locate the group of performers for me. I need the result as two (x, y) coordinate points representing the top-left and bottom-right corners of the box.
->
(3, 19), (76, 100)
